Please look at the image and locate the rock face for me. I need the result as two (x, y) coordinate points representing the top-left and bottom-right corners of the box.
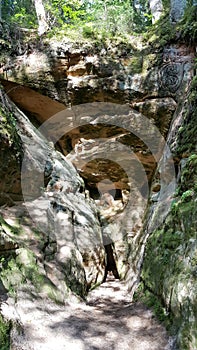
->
(170, 0), (187, 22)
(0, 26), (196, 350)
(141, 78), (197, 349)
(1, 37), (194, 105)
(0, 88), (105, 303)
(1, 40), (194, 213)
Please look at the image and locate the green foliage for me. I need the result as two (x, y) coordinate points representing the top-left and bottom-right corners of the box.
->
(140, 143), (197, 349)
(84, 0), (152, 37)
(45, 0), (86, 27)
(181, 190), (194, 202)
(176, 75), (197, 157)
(177, 155), (197, 198)
(162, 0), (171, 13)
(0, 0), (37, 28)
(0, 248), (44, 297)
(0, 0), (153, 39)
(144, 15), (176, 48)
(1, 0), (196, 41)
(128, 55), (143, 74)
(0, 105), (22, 162)
(177, 0), (197, 43)
(0, 315), (10, 350)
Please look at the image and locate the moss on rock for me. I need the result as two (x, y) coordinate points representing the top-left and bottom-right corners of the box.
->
(137, 72), (197, 349)
(139, 188), (197, 348)
(0, 314), (10, 350)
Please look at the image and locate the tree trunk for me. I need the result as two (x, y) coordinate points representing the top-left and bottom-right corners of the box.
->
(34, 0), (48, 35)
(149, 0), (164, 23)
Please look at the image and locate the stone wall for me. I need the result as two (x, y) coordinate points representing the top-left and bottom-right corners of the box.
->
(141, 76), (197, 349)
(0, 87), (105, 302)
(170, 0), (187, 22)
(0, 35), (195, 305)
(0, 25), (196, 349)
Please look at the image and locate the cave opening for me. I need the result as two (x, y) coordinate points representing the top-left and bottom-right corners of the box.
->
(57, 124), (153, 286)
(102, 243), (120, 283)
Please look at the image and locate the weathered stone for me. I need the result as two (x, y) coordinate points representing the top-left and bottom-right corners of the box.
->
(0, 88), (105, 301)
(1, 39), (194, 108)
(131, 97), (177, 137)
(0, 29), (196, 350)
(170, 0), (187, 22)
(149, 0), (164, 23)
(141, 81), (197, 349)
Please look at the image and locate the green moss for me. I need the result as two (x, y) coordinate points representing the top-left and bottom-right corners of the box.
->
(177, 155), (197, 196)
(0, 315), (10, 350)
(162, 0), (171, 13)
(176, 73), (197, 158)
(141, 126), (197, 348)
(0, 216), (20, 236)
(0, 105), (22, 161)
(0, 246), (45, 297)
(128, 55), (143, 74)
(144, 16), (176, 48)
(141, 190), (197, 348)
(177, 2), (197, 43)
(143, 0), (197, 50)
(0, 248), (67, 304)
(134, 282), (171, 326)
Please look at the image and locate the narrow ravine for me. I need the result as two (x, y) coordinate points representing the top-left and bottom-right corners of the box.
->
(2, 276), (175, 350)
(0, 2), (196, 346)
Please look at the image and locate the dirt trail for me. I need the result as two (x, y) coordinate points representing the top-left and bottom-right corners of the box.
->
(2, 276), (175, 350)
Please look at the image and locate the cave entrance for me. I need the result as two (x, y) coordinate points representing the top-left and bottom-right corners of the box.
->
(103, 243), (120, 283)
(56, 123), (154, 287)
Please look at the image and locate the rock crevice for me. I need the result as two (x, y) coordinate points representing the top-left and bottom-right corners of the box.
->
(0, 31), (196, 349)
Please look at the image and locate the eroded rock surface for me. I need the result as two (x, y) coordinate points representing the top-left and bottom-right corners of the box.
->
(0, 88), (105, 302)
(141, 67), (197, 349)
(0, 28), (196, 349)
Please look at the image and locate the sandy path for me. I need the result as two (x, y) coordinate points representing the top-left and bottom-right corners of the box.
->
(2, 276), (175, 350)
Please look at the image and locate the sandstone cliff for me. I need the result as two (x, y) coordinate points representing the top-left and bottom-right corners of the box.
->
(0, 9), (196, 349)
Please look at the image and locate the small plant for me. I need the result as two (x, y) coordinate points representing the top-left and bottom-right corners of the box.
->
(181, 190), (194, 202)
(188, 154), (197, 162)
(170, 199), (180, 215)
(82, 24), (96, 39)
(0, 314), (10, 350)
